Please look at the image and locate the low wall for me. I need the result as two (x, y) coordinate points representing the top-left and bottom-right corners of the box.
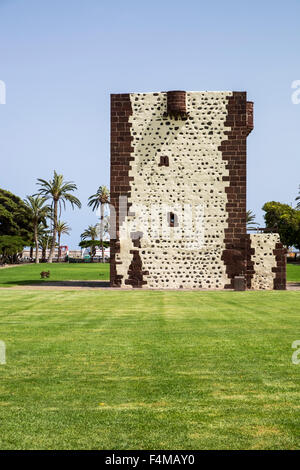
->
(249, 234), (286, 290)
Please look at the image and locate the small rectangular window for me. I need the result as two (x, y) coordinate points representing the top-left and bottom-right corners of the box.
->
(168, 212), (178, 227)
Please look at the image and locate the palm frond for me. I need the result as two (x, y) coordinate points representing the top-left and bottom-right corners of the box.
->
(88, 186), (110, 212)
(56, 220), (71, 237)
(80, 224), (98, 240)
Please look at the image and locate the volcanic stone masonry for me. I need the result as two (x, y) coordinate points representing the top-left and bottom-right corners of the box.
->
(110, 90), (286, 290)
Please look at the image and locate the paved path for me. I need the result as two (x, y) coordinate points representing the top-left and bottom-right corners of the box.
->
(287, 282), (300, 291)
(0, 264), (25, 269)
(0, 279), (298, 291)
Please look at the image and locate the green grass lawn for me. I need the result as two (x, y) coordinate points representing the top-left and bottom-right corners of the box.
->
(0, 263), (110, 286)
(0, 289), (300, 449)
(0, 262), (298, 287)
(286, 263), (300, 282)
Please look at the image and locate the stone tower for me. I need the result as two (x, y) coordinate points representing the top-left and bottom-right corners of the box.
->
(110, 91), (286, 290)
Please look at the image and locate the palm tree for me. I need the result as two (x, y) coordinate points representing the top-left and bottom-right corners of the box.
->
(36, 171), (81, 263)
(56, 221), (71, 261)
(296, 188), (300, 209)
(88, 186), (109, 262)
(80, 224), (98, 261)
(81, 225), (98, 241)
(246, 210), (259, 229)
(24, 196), (50, 264)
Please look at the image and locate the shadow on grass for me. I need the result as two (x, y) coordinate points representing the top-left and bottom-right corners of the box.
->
(0, 280), (110, 288)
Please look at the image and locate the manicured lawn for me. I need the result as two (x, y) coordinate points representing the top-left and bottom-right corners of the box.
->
(286, 263), (300, 282)
(0, 263), (109, 287)
(0, 290), (300, 449)
(0, 263), (298, 287)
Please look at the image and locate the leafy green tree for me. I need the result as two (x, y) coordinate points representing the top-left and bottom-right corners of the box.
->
(79, 239), (109, 261)
(0, 235), (26, 264)
(88, 186), (109, 262)
(262, 201), (300, 250)
(56, 221), (71, 260)
(24, 195), (50, 264)
(0, 188), (33, 242)
(36, 171), (81, 263)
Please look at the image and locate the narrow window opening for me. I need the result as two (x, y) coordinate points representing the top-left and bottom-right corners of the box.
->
(168, 212), (178, 227)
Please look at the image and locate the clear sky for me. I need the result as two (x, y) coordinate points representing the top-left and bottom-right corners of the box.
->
(0, 0), (299, 247)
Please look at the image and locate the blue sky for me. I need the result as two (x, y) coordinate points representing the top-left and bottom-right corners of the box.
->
(0, 0), (299, 247)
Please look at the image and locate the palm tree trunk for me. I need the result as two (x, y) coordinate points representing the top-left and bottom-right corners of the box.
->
(30, 246), (33, 260)
(57, 233), (61, 262)
(34, 223), (39, 264)
(100, 204), (104, 263)
(91, 236), (94, 263)
(48, 200), (58, 263)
